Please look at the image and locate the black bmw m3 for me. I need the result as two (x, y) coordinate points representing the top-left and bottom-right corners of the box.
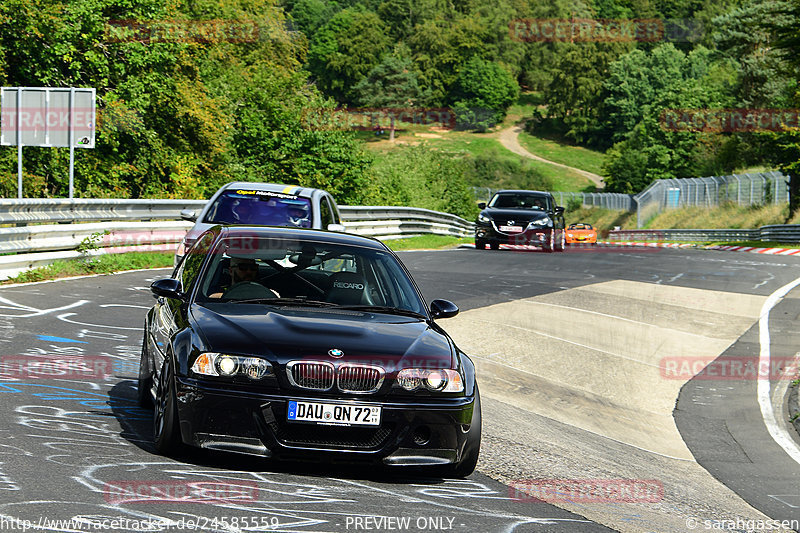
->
(138, 225), (480, 477)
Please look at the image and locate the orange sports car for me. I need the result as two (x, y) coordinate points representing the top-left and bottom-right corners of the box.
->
(565, 223), (597, 244)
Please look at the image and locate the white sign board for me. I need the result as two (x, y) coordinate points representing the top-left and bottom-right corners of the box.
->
(1, 87), (96, 148)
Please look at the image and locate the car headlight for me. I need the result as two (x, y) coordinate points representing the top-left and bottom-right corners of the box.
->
(478, 214), (491, 223)
(529, 218), (551, 227)
(568, 233), (573, 237)
(396, 368), (464, 392)
(191, 353), (273, 380)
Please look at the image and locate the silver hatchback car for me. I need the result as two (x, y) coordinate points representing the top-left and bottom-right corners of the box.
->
(175, 182), (345, 265)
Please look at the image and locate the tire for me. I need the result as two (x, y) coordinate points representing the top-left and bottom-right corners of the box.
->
(137, 336), (153, 408)
(475, 238), (487, 250)
(489, 242), (499, 250)
(440, 388), (481, 478)
(153, 357), (184, 456)
(543, 230), (554, 253)
(555, 230), (566, 252)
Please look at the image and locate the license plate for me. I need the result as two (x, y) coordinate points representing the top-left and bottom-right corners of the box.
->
(287, 400), (381, 426)
(499, 225), (523, 233)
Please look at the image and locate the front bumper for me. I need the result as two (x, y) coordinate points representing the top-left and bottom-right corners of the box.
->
(565, 234), (597, 244)
(475, 223), (552, 245)
(174, 377), (476, 466)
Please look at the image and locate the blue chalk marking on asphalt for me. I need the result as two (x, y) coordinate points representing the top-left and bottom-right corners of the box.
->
(36, 334), (88, 344)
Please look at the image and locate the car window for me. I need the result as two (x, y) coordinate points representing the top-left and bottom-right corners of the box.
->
(177, 231), (215, 292)
(489, 193), (549, 210)
(196, 236), (426, 315)
(319, 197), (335, 227)
(203, 190), (313, 228)
(328, 197), (342, 224)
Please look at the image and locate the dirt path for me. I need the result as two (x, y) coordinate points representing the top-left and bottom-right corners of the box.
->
(497, 125), (605, 189)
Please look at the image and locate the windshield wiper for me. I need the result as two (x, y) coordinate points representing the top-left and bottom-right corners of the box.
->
(337, 305), (426, 318)
(229, 297), (338, 307)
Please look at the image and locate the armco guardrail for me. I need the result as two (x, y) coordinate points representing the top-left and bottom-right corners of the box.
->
(758, 225), (800, 242)
(0, 198), (207, 224)
(339, 206), (473, 239)
(608, 225), (800, 243)
(0, 200), (474, 280)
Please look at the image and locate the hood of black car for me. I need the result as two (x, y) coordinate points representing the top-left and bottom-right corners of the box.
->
(191, 304), (455, 369)
(481, 208), (550, 221)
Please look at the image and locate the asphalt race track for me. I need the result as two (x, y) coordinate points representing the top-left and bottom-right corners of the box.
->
(1, 245), (800, 532)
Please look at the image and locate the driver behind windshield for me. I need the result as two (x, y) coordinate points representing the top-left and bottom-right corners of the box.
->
(209, 257), (279, 298)
(231, 199), (256, 224)
(286, 204), (310, 227)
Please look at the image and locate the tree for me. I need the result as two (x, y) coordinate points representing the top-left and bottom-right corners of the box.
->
(0, 0), (372, 201)
(353, 49), (429, 140)
(543, 41), (631, 146)
(602, 80), (728, 193)
(289, 0), (338, 35)
(602, 44), (733, 145)
(764, 0), (800, 217)
(449, 56), (518, 131)
(713, 0), (795, 107)
(308, 9), (391, 103)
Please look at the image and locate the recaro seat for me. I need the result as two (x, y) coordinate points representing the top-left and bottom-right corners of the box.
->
(326, 272), (372, 305)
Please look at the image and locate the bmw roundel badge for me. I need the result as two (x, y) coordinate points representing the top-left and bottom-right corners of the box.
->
(328, 348), (344, 358)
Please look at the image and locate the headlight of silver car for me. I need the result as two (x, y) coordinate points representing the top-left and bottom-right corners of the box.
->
(478, 214), (491, 223)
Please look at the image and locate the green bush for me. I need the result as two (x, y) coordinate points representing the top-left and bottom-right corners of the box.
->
(449, 57), (519, 132)
(364, 145), (478, 219)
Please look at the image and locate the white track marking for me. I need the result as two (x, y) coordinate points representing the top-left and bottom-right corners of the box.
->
(758, 277), (800, 465)
(0, 296), (87, 318)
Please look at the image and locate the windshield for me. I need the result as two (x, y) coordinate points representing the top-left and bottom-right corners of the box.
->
(488, 193), (550, 210)
(203, 190), (313, 228)
(196, 236), (427, 316)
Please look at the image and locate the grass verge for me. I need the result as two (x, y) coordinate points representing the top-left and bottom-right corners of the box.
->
(2, 252), (174, 284)
(643, 203), (789, 229)
(568, 203), (798, 233)
(381, 235), (471, 251)
(566, 207), (636, 230)
(516, 130), (606, 176)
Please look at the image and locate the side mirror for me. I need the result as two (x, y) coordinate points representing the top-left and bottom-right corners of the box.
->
(151, 278), (184, 300)
(430, 299), (459, 319)
(554, 206), (565, 216)
(180, 209), (197, 222)
(327, 223), (346, 232)
(477, 202), (486, 209)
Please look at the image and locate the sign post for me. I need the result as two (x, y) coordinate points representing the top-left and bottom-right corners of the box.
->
(1, 87), (96, 199)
